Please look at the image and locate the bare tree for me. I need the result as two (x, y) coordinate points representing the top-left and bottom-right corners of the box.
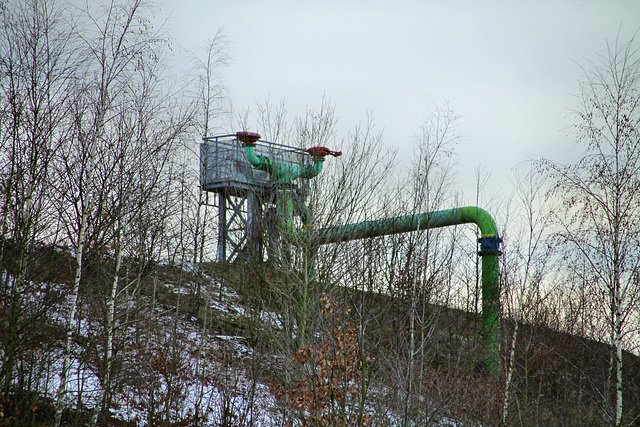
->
(256, 97), (290, 144)
(191, 33), (229, 265)
(379, 104), (468, 425)
(499, 167), (555, 423)
(538, 34), (640, 426)
(50, 0), (191, 424)
(0, 0), (80, 398)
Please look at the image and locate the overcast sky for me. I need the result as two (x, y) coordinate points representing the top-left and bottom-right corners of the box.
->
(160, 0), (640, 202)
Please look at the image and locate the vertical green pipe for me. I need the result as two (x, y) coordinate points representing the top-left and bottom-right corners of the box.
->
(314, 206), (502, 373)
(481, 253), (500, 372)
(459, 208), (502, 373)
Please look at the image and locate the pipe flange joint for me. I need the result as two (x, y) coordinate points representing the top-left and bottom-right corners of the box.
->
(477, 234), (503, 256)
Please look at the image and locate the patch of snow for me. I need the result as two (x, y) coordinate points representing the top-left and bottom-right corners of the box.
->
(164, 281), (191, 295)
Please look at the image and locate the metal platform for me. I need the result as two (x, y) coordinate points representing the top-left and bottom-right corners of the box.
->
(200, 134), (312, 261)
(200, 134), (311, 195)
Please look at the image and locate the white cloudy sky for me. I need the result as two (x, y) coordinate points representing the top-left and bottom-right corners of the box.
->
(160, 0), (640, 201)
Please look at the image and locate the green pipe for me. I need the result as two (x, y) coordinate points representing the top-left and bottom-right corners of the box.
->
(241, 140), (501, 371)
(243, 145), (324, 184)
(314, 207), (497, 244)
(244, 145), (324, 240)
(315, 206), (502, 373)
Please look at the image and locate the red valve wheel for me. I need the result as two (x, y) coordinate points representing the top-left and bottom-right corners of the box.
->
(306, 146), (342, 158)
(236, 131), (261, 146)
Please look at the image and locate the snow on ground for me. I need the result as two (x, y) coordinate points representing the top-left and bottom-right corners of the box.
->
(6, 265), (466, 426)
(22, 268), (284, 425)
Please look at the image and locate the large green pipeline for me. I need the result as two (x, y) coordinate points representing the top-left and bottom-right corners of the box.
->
(314, 206), (502, 372)
(239, 136), (501, 371)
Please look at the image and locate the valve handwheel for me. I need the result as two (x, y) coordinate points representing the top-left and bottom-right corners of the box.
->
(306, 146), (342, 159)
(236, 131), (261, 146)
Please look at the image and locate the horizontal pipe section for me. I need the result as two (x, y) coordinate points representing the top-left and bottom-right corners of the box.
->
(315, 206), (498, 246)
(312, 205), (501, 373)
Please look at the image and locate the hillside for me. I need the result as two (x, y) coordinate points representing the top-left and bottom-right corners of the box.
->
(1, 245), (640, 426)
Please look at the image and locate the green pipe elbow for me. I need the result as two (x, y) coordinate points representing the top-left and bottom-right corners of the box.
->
(300, 158), (324, 179)
(456, 206), (498, 237)
(314, 206), (499, 246)
(311, 206), (502, 374)
(243, 145), (326, 183)
(243, 145), (269, 171)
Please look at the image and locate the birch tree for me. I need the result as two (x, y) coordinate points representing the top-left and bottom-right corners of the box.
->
(52, 0), (190, 424)
(539, 35), (640, 427)
(0, 0), (79, 395)
(500, 168), (554, 423)
(190, 33), (228, 265)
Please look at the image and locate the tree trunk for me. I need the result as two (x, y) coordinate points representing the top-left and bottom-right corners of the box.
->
(503, 319), (519, 424)
(54, 208), (87, 427)
(91, 228), (122, 426)
(614, 282), (623, 427)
